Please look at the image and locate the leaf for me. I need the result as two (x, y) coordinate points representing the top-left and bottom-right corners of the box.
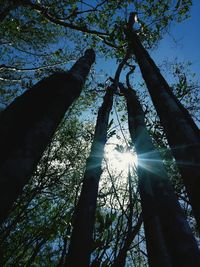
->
(108, 118), (114, 129)
(175, 0), (182, 9)
(107, 130), (116, 139)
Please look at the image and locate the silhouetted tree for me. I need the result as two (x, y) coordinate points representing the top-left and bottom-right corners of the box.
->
(126, 12), (200, 231)
(65, 86), (114, 267)
(121, 81), (200, 267)
(0, 49), (95, 224)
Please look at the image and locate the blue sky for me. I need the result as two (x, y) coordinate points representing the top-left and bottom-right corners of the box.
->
(96, 0), (200, 83)
(152, 0), (200, 80)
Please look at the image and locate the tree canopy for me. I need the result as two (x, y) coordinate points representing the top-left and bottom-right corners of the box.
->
(0, 0), (199, 266)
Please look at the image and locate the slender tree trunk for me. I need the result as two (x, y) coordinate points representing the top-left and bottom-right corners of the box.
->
(0, 49), (95, 224)
(111, 214), (142, 267)
(126, 17), (200, 230)
(57, 226), (71, 267)
(65, 87), (114, 267)
(123, 85), (200, 267)
(25, 238), (46, 267)
(57, 237), (68, 267)
(112, 166), (141, 267)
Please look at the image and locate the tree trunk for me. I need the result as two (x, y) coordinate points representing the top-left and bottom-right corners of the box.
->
(127, 24), (200, 230)
(65, 87), (114, 267)
(25, 238), (46, 267)
(123, 86), (200, 267)
(0, 49), (95, 224)
(111, 214), (142, 267)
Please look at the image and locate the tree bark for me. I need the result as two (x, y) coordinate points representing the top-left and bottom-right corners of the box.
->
(126, 21), (200, 231)
(65, 87), (114, 267)
(0, 49), (95, 224)
(123, 86), (200, 267)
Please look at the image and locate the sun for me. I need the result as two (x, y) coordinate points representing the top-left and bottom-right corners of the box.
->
(105, 145), (138, 172)
(112, 150), (138, 170)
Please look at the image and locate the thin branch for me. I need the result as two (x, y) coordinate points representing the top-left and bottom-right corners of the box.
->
(64, 0), (108, 20)
(0, 60), (75, 72)
(113, 101), (129, 148)
(19, 0), (108, 36)
(114, 49), (131, 87)
(126, 67), (136, 88)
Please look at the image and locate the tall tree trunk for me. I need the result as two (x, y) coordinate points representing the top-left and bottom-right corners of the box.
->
(0, 49), (95, 224)
(112, 165), (141, 267)
(126, 16), (200, 230)
(65, 87), (114, 267)
(123, 85), (200, 267)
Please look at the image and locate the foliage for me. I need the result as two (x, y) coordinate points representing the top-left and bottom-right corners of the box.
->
(0, 0), (199, 266)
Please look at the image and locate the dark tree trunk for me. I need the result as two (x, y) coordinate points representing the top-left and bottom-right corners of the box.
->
(123, 86), (200, 267)
(65, 87), (114, 267)
(56, 237), (68, 267)
(127, 23), (200, 230)
(0, 49), (95, 224)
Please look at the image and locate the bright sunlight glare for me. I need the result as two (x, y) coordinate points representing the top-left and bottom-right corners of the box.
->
(105, 145), (138, 172)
